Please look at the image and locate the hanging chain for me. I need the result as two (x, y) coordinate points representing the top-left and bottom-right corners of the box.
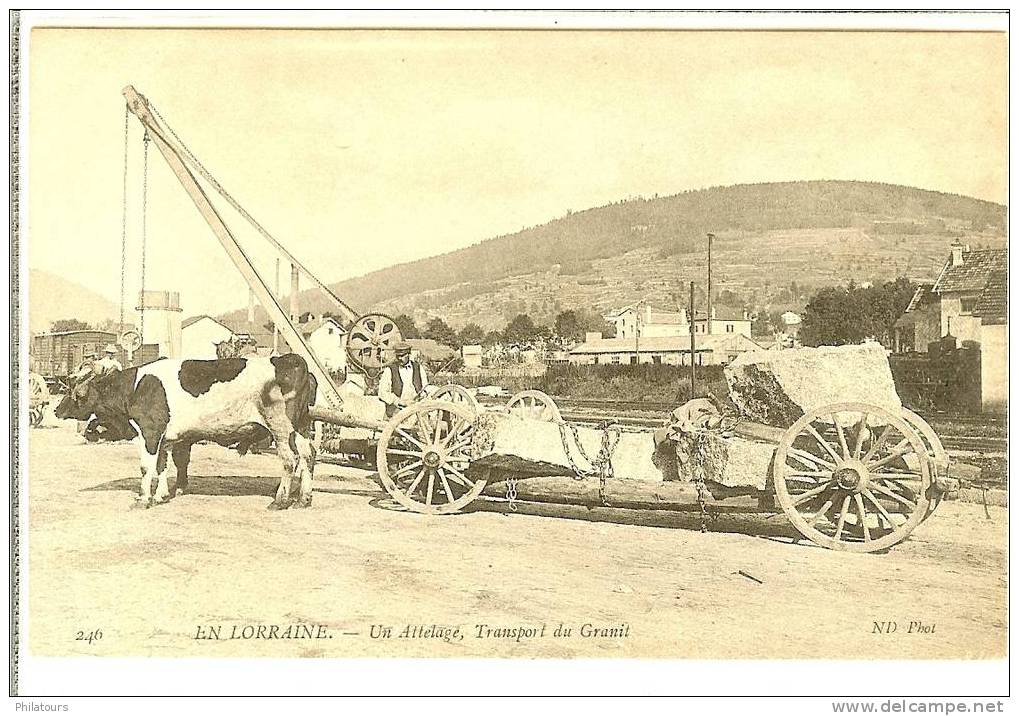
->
(596, 425), (621, 507)
(558, 422), (598, 479)
(557, 421), (622, 506)
(505, 477), (518, 512)
(119, 105), (129, 334)
(690, 432), (718, 533)
(140, 130), (150, 342)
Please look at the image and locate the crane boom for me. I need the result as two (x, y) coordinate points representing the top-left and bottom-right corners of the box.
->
(147, 103), (360, 325)
(122, 84), (344, 407)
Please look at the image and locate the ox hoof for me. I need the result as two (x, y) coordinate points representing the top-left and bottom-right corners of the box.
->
(131, 498), (153, 510)
(295, 495), (313, 509)
(174, 488), (185, 498)
(152, 495), (171, 506)
(266, 500), (289, 511)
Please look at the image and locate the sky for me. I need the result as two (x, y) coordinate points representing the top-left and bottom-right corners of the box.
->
(27, 28), (1007, 317)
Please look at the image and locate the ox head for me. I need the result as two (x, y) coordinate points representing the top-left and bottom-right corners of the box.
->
(53, 363), (102, 421)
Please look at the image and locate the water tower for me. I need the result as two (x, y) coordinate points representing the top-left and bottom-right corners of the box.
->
(136, 290), (183, 358)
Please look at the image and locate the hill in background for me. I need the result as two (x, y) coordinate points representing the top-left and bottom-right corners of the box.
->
(28, 269), (126, 334)
(222, 180), (1006, 331)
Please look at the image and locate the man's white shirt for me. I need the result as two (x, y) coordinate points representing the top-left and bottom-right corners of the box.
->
(378, 362), (429, 405)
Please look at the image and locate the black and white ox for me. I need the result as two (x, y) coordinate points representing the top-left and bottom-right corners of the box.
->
(54, 354), (318, 509)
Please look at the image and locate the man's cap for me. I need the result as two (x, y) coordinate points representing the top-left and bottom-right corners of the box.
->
(394, 341), (412, 352)
(104, 344), (118, 354)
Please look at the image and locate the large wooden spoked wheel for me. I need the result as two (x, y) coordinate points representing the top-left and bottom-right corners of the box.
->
(28, 372), (48, 406)
(376, 400), (487, 515)
(901, 407), (949, 521)
(431, 384), (481, 412)
(346, 314), (401, 375)
(506, 389), (562, 422)
(774, 402), (932, 553)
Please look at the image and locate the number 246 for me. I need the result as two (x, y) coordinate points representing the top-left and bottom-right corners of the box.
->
(76, 629), (103, 644)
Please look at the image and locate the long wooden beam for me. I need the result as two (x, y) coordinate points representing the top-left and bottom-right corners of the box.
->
(122, 85), (344, 407)
(307, 405), (386, 432)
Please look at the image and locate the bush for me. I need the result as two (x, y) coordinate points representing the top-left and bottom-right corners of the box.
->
(537, 364), (729, 405)
(443, 363), (730, 407)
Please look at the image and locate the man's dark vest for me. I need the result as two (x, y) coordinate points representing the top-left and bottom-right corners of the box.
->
(389, 362), (423, 397)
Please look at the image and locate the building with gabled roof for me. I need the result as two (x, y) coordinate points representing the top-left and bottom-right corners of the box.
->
(568, 332), (764, 366)
(894, 242), (1007, 411)
(610, 304), (752, 341)
(181, 315), (237, 359)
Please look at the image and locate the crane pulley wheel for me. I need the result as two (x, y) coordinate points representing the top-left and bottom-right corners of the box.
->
(345, 313), (403, 376)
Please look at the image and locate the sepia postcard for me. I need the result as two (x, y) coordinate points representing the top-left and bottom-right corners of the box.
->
(8, 10), (1011, 701)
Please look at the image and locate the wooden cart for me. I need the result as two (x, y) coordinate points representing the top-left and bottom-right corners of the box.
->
(314, 390), (951, 554)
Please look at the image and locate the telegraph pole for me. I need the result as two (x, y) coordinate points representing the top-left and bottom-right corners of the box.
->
(634, 300), (642, 364)
(706, 232), (714, 334)
(689, 281), (697, 397)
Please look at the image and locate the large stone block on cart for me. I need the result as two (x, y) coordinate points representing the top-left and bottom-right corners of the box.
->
(724, 343), (901, 427)
(468, 406), (779, 494)
(469, 413), (663, 482)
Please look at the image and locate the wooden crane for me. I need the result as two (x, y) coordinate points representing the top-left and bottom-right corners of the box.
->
(122, 85), (357, 406)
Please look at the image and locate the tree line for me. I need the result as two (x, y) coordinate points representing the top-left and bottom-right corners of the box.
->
(393, 308), (616, 349)
(799, 277), (917, 347)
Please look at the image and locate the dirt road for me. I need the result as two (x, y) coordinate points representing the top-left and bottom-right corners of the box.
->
(27, 420), (1007, 659)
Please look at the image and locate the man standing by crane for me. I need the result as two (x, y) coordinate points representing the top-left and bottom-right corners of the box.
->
(377, 341), (429, 418)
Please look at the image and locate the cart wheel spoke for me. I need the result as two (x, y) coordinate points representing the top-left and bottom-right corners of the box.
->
(390, 459), (423, 481)
(443, 466), (472, 488)
(833, 495), (852, 541)
(789, 482), (834, 508)
(432, 413), (443, 443)
(805, 423), (842, 464)
(787, 447), (835, 471)
(785, 470), (833, 482)
(424, 470), (436, 506)
(853, 494), (872, 541)
(386, 448), (422, 458)
(807, 498), (835, 527)
(861, 425), (893, 463)
(862, 488), (898, 529)
(830, 412), (851, 459)
(869, 481), (918, 510)
(395, 428), (426, 450)
(852, 415), (868, 458)
(438, 469), (458, 503)
(405, 468), (427, 497)
(867, 441), (915, 470)
(441, 415), (466, 447)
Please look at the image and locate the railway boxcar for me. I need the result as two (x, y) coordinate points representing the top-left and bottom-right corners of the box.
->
(30, 329), (118, 383)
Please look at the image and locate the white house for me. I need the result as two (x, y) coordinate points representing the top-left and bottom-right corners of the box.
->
(608, 304), (752, 339)
(461, 344), (483, 369)
(301, 316), (348, 374)
(568, 333), (764, 366)
(181, 315), (236, 359)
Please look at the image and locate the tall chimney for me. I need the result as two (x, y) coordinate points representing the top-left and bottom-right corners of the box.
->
(290, 264), (300, 322)
(951, 240), (965, 267)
